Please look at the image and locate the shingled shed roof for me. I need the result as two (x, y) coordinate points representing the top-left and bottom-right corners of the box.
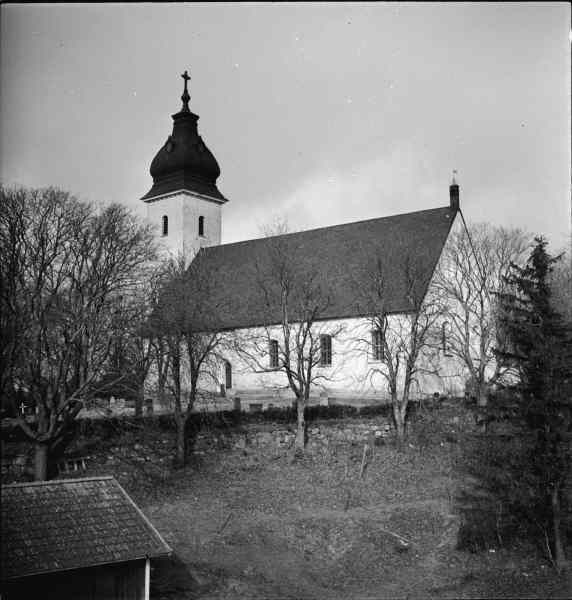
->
(190, 205), (457, 330)
(1, 477), (171, 581)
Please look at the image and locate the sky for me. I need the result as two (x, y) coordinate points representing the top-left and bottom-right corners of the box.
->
(1, 3), (570, 251)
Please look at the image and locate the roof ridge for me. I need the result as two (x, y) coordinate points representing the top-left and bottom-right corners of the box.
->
(208, 205), (452, 252)
(2, 475), (171, 580)
(114, 478), (173, 555)
(2, 475), (115, 489)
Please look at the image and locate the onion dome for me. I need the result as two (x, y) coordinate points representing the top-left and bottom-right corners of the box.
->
(142, 71), (227, 202)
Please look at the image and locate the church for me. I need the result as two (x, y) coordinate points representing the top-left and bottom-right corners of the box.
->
(141, 73), (469, 409)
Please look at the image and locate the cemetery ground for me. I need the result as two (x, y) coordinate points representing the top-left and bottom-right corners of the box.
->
(4, 404), (571, 599)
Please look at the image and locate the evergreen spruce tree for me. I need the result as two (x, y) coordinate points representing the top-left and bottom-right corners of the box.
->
(494, 236), (572, 568)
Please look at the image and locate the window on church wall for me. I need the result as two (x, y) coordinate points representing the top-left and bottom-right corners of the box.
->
(442, 321), (452, 357)
(225, 361), (232, 390)
(198, 216), (205, 237)
(269, 339), (279, 369)
(371, 329), (384, 361)
(162, 215), (168, 237)
(319, 335), (332, 367)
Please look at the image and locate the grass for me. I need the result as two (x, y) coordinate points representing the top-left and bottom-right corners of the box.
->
(60, 408), (571, 600)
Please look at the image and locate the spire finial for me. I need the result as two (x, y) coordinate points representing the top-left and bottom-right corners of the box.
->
(452, 169), (458, 185)
(181, 70), (191, 111)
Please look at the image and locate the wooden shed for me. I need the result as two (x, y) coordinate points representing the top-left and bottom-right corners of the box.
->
(1, 476), (171, 600)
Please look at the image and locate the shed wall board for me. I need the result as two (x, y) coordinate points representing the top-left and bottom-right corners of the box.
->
(2, 560), (146, 600)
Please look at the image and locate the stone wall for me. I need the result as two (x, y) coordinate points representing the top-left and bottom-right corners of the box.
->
(1, 415), (395, 483)
(193, 419), (393, 454)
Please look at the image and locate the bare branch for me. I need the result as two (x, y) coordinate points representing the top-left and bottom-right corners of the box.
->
(0, 185), (157, 478)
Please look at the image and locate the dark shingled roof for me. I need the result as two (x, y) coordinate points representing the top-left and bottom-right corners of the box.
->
(189, 205), (457, 330)
(1, 477), (171, 581)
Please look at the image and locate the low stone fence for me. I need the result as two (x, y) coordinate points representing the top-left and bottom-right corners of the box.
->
(1, 454), (28, 479)
(193, 419), (393, 453)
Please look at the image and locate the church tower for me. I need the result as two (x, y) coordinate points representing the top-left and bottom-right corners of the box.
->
(141, 71), (228, 262)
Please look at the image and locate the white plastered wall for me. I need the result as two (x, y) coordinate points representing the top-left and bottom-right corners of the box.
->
(182, 194), (222, 255)
(146, 210), (474, 405)
(206, 211), (470, 402)
(145, 191), (222, 262)
(196, 316), (467, 403)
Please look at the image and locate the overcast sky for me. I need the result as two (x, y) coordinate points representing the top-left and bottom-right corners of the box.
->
(1, 3), (570, 251)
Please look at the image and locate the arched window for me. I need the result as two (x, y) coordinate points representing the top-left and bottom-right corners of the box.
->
(225, 361), (232, 390)
(198, 216), (205, 236)
(269, 339), (279, 368)
(320, 335), (332, 366)
(442, 321), (452, 357)
(371, 328), (384, 361)
(162, 215), (168, 237)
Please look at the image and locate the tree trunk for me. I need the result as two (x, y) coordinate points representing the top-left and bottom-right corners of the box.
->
(34, 400), (50, 481)
(183, 381), (198, 458)
(393, 405), (406, 441)
(392, 395), (407, 442)
(171, 349), (185, 467)
(551, 484), (567, 569)
(188, 379), (197, 415)
(158, 378), (166, 409)
(157, 349), (169, 410)
(175, 414), (185, 467)
(134, 380), (145, 417)
(477, 380), (488, 407)
(34, 442), (49, 481)
(295, 397), (306, 455)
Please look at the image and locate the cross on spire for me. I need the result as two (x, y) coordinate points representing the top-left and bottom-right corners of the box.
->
(181, 70), (191, 111)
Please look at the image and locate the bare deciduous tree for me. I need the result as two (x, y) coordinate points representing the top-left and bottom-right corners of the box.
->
(0, 185), (157, 479)
(149, 254), (226, 466)
(356, 255), (443, 440)
(550, 245), (572, 326)
(433, 223), (529, 405)
(237, 234), (342, 455)
(102, 266), (165, 417)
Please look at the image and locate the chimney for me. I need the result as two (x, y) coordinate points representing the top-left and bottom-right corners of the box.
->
(449, 170), (459, 211)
